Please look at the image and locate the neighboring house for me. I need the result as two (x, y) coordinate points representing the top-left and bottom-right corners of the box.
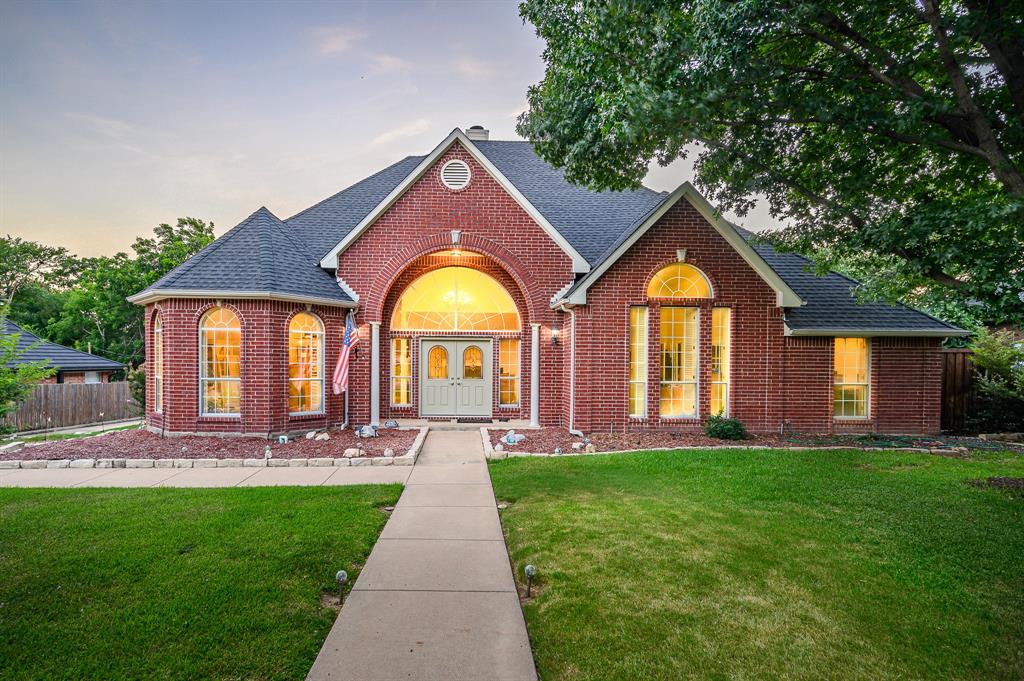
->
(2, 318), (124, 383)
(128, 126), (965, 436)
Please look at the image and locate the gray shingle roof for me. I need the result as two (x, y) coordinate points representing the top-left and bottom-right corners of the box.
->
(732, 227), (964, 334)
(3, 319), (124, 372)
(135, 207), (352, 305)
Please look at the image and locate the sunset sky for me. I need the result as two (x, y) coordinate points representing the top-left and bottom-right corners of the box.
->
(0, 0), (773, 257)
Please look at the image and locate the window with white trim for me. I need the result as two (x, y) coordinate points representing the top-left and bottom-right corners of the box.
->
(711, 308), (731, 416)
(499, 338), (519, 407)
(289, 312), (324, 415)
(153, 313), (164, 412)
(660, 307), (698, 418)
(834, 337), (870, 418)
(392, 337), (411, 406)
(199, 307), (241, 416)
(629, 307), (648, 418)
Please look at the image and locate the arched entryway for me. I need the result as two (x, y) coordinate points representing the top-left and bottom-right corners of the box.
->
(384, 260), (526, 420)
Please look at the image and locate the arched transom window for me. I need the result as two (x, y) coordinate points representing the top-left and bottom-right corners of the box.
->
(647, 263), (713, 299)
(199, 307), (241, 416)
(391, 266), (520, 332)
(289, 312), (324, 415)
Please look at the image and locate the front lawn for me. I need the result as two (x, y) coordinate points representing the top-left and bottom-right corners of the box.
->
(0, 485), (401, 680)
(490, 448), (1024, 680)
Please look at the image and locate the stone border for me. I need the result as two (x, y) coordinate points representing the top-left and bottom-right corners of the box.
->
(0, 426), (430, 470)
(480, 428), (955, 460)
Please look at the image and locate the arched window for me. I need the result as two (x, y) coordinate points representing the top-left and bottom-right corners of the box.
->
(427, 345), (449, 379)
(463, 345), (483, 379)
(199, 307), (241, 416)
(153, 313), (164, 413)
(647, 263), (713, 299)
(392, 266), (519, 331)
(289, 312), (324, 415)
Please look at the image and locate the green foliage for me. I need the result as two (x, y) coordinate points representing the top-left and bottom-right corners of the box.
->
(518, 0), (1024, 325)
(0, 235), (69, 308)
(968, 328), (1024, 432)
(128, 368), (146, 411)
(0, 313), (56, 433)
(4, 283), (70, 338)
(704, 414), (747, 440)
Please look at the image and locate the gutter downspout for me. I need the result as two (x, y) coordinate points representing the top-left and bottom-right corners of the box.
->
(557, 302), (584, 438)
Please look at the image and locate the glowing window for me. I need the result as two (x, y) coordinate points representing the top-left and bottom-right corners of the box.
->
(153, 313), (164, 413)
(629, 307), (647, 418)
(647, 263), (712, 299)
(499, 338), (519, 406)
(200, 307), (241, 416)
(463, 345), (483, 379)
(392, 266), (519, 331)
(392, 338), (411, 405)
(660, 307), (698, 418)
(711, 308), (731, 416)
(834, 338), (870, 418)
(289, 312), (324, 415)
(427, 346), (449, 379)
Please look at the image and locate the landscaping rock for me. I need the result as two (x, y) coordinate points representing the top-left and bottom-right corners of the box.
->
(112, 458), (126, 468)
(306, 430), (318, 439)
(372, 456), (394, 466)
(268, 458), (290, 467)
(383, 447), (395, 458)
(350, 457), (372, 467)
(193, 458), (217, 468)
(393, 454), (415, 466)
(584, 443), (597, 453)
(243, 458), (267, 467)
(309, 457), (334, 467)
(154, 459), (174, 468)
(0, 460), (21, 469)
(47, 459), (71, 469)
(287, 458), (309, 467)
(173, 459), (194, 468)
(69, 459), (96, 469)
(332, 458), (351, 466)
(315, 432), (330, 441)
(571, 442), (585, 451)
(216, 459), (244, 467)
(21, 460), (46, 469)
(343, 447), (362, 458)
(126, 459), (154, 468)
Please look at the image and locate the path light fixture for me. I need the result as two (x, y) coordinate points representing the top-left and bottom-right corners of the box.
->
(524, 564), (537, 597)
(336, 569), (348, 605)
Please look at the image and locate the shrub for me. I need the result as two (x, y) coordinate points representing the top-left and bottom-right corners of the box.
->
(128, 368), (146, 411)
(968, 328), (1024, 433)
(705, 414), (747, 440)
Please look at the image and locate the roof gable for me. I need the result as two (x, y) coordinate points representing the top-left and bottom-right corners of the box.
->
(2, 319), (124, 371)
(315, 129), (592, 273)
(128, 207), (354, 307)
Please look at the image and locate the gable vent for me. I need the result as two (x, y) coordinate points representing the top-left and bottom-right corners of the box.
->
(440, 159), (471, 190)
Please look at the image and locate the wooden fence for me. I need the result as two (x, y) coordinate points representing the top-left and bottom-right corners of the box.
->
(2, 382), (141, 433)
(941, 349), (975, 434)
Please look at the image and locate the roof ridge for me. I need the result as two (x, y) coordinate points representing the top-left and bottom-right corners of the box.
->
(157, 208), (266, 289)
(285, 155), (424, 224)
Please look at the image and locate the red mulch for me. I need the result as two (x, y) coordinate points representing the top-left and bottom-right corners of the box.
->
(8, 427), (419, 461)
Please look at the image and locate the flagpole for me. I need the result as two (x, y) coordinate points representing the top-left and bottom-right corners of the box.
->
(343, 311), (351, 428)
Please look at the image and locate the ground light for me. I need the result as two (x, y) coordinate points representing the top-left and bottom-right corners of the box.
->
(335, 569), (348, 605)
(524, 564), (537, 597)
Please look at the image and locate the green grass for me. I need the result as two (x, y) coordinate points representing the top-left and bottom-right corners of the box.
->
(0, 485), (401, 680)
(490, 448), (1024, 681)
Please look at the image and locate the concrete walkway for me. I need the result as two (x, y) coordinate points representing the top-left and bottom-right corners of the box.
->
(0, 465), (410, 488)
(307, 430), (537, 681)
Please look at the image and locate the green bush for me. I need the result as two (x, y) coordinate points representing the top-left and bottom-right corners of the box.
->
(968, 328), (1024, 433)
(705, 414), (747, 440)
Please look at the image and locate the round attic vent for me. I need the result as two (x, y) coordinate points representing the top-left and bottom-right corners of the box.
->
(440, 159), (471, 190)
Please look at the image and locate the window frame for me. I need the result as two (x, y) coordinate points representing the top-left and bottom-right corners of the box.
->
(833, 337), (871, 420)
(710, 307), (731, 416)
(659, 306), (700, 419)
(153, 313), (163, 413)
(646, 263), (714, 299)
(498, 338), (520, 408)
(288, 312), (325, 416)
(198, 307), (242, 418)
(391, 337), (412, 407)
(628, 306), (648, 418)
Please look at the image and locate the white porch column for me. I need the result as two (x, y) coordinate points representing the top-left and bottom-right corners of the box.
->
(370, 321), (380, 427)
(530, 323), (541, 427)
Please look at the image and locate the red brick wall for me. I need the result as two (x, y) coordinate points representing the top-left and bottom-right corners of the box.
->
(40, 371), (115, 384)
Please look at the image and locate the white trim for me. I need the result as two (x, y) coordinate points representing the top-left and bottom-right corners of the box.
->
(440, 159), (472, 190)
(287, 312), (326, 416)
(318, 128), (591, 273)
(833, 337), (872, 420)
(784, 324), (968, 338)
(557, 182), (803, 308)
(128, 289), (357, 308)
(529, 323), (540, 427)
(370, 322), (380, 426)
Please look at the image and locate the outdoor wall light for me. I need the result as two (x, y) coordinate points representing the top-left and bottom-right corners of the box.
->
(551, 329), (559, 345)
(524, 564), (537, 596)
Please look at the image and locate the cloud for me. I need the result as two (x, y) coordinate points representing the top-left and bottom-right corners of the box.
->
(311, 26), (365, 55)
(369, 54), (414, 74)
(371, 118), (431, 146)
(454, 55), (497, 78)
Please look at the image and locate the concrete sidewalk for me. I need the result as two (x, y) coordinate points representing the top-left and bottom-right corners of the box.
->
(0, 465), (410, 488)
(307, 430), (537, 681)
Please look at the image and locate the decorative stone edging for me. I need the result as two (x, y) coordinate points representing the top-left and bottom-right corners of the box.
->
(0, 426), (430, 470)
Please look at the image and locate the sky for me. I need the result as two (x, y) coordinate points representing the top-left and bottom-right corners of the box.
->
(0, 0), (774, 257)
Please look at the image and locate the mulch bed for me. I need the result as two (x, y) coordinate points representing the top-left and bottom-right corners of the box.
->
(970, 477), (1024, 497)
(487, 427), (1020, 455)
(6, 427), (418, 461)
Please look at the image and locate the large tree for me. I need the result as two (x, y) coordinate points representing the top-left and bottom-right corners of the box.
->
(0, 236), (69, 309)
(518, 0), (1024, 324)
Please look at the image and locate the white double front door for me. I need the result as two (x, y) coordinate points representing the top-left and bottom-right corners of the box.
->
(419, 338), (492, 417)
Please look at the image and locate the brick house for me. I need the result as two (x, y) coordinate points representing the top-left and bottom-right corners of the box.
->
(3, 318), (124, 383)
(128, 127), (965, 436)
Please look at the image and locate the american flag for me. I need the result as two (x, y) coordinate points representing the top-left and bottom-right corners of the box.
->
(332, 312), (358, 395)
